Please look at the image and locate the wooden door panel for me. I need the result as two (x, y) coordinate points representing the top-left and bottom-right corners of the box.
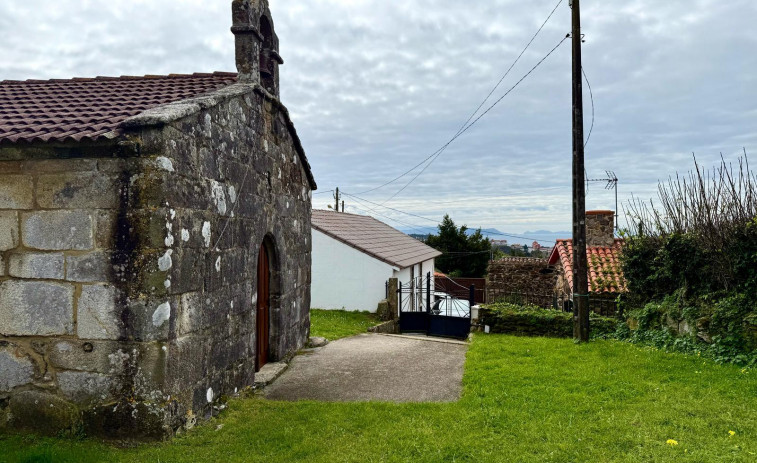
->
(256, 243), (270, 371)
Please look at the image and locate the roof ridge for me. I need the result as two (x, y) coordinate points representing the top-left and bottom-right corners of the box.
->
(0, 71), (238, 85)
(311, 210), (442, 268)
(312, 209), (371, 218)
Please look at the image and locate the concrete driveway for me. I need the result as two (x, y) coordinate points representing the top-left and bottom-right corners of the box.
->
(263, 333), (468, 402)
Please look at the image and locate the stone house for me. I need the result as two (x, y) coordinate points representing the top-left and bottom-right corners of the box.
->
(548, 211), (626, 315)
(0, 0), (316, 438)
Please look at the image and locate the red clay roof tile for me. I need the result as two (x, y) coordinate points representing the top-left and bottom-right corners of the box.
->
(0, 72), (238, 144)
(548, 239), (627, 293)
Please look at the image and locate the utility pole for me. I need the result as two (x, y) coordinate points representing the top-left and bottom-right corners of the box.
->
(341, 200), (345, 213)
(571, 0), (589, 341)
(334, 187), (341, 212)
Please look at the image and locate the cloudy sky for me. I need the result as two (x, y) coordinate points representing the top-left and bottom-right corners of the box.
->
(2, 0), (755, 236)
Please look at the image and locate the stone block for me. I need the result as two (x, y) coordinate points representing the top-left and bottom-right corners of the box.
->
(77, 284), (120, 340)
(0, 175), (33, 209)
(97, 158), (126, 173)
(0, 211), (19, 251)
(165, 335), (208, 393)
(25, 158), (97, 172)
(9, 390), (80, 436)
(22, 210), (93, 250)
(124, 297), (174, 342)
(168, 248), (204, 294)
(36, 173), (118, 209)
(58, 371), (115, 405)
(0, 161), (23, 173)
(0, 281), (74, 336)
(8, 252), (64, 279)
(48, 340), (123, 374)
(0, 346), (35, 391)
(82, 400), (168, 440)
(177, 292), (204, 336)
(95, 210), (117, 248)
(66, 251), (111, 282)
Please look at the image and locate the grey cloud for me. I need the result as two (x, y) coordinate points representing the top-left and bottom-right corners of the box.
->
(1, 0), (755, 233)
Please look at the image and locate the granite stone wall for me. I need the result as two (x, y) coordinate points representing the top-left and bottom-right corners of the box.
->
(486, 257), (557, 308)
(0, 153), (145, 436)
(0, 84), (313, 438)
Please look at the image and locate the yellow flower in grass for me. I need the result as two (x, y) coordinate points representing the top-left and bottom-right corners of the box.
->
(666, 439), (679, 446)
(729, 430), (736, 437)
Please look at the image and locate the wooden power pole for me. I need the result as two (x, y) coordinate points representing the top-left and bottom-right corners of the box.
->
(334, 187), (341, 212)
(571, 0), (590, 341)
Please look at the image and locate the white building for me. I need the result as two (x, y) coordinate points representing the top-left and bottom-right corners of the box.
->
(311, 210), (442, 312)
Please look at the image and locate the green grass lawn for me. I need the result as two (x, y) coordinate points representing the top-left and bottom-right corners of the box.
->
(309, 309), (379, 341)
(2, 335), (756, 462)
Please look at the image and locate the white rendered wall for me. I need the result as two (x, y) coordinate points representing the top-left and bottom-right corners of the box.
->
(311, 229), (396, 312)
(393, 259), (436, 312)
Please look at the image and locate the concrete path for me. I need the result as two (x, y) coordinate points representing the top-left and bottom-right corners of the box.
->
(264, 333), (468, 402)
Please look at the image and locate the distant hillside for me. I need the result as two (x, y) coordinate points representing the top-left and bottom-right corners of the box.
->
(400, 226), (571, 246)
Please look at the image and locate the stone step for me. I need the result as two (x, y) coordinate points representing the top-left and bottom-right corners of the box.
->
(253, 362), (288, 388)
(307, 336), (328, 348)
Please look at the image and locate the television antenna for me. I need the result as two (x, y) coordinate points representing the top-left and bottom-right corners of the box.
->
(586, 170), (618, 230)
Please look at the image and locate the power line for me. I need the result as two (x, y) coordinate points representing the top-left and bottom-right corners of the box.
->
(380, 34), (570, 205)
(343, 202), (431, 237)
(352, 0), (566, 197)
(440, 251), (492, 255)
(342, 191), (440, 224)
(343, 191), (555, 244)
(408, 187), (567, 206)
(582, 66), (595, 148)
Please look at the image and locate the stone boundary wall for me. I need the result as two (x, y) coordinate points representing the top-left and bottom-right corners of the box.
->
(486, 257), (557, 308)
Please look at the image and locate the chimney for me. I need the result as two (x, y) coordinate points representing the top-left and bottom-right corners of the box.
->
(230, 0), (261, 83)
(585, 210), (615, 247)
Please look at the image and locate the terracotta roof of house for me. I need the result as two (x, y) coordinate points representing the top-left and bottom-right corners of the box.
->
(0, 72), (238, 144)
(548, 239), (626, 293)
(311, 210), (442, 269)
(496, 256), (548, 264)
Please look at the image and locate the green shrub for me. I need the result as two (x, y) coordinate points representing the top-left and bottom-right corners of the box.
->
(619, 296), (757, 367)
(619, 218), (757, 366)
(479, 302), (617, 339)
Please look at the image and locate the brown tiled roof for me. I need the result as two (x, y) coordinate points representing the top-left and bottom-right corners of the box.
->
(312, 210), (442, 269)
(548, 239), (626, 293)
(0, 72), (238, 144)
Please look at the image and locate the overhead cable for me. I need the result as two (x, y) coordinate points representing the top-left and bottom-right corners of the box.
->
(352, 0), (566, 197)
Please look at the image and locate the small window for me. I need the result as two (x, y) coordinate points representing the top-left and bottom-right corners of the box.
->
(259, 16), (275, 91)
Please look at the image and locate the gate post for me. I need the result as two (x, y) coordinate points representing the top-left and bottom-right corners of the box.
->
(469, 285), (475, 309)
(426, 272), (431, 313)
(387, 278), (399, 320)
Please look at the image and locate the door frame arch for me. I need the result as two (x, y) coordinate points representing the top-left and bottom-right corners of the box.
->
(255, 234), (281, 371)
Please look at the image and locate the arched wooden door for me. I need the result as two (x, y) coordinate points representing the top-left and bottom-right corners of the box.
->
(256, 243), (270, 371)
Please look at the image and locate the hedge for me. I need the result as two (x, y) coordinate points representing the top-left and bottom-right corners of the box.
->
(479, 302), (618, 338)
